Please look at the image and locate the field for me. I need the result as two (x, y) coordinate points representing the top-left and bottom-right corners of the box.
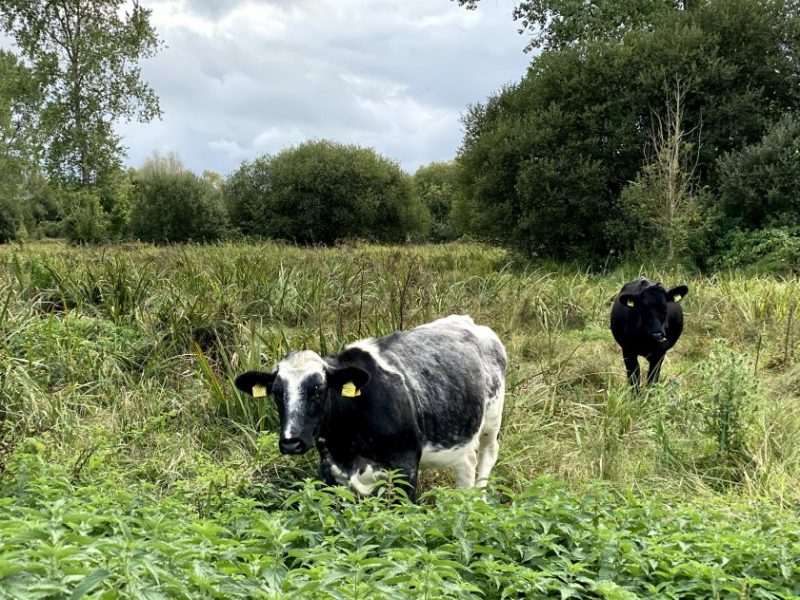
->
(1, 241), (800, 598)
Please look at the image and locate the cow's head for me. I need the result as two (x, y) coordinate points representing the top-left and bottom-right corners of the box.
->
(618, 281), (688, 348)
(235, 350), (370, 455)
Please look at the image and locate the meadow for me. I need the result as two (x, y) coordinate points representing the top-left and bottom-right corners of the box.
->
(1, 241), (799, 598)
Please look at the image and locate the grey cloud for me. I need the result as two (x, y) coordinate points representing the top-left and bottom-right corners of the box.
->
(118, 0), (533, 174)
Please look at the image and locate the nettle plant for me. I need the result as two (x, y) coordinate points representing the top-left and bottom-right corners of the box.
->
(698, 342), (757, 462)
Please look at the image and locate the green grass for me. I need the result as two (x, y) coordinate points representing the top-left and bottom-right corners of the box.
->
(2, 241), (800, 598)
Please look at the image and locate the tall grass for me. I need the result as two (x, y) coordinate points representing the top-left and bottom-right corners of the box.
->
(1, 241), (799, 504)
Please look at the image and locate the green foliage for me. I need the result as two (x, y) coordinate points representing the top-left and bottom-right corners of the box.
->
(130, 170), (229, 243)
(1, 457), (799, 598)
(0, 48), (40, 160)
(414, 161), (458, 241)
(95, 168), (136, 240)
(225, 140), (431, 244)
(224, 155), (272, 237)
(718, 228), (800, 273)
(57, 187), (108, 244)
(456, 0), (681, 52)
(717, 113), (800, 231)
(0, 194), (23, 243)
(0, 0), (162, 186)
(457, 0), (800, 261)
(0, 50), (42, 243)
(699, 343), (757, 462)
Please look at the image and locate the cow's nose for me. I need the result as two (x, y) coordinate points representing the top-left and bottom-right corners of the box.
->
(279, 437), (307, 455)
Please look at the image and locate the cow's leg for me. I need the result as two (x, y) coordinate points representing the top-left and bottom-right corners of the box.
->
(476, 380), (504, 488)
(391, 450), (421, 503)
(646, 352), (666, 386)
(454, 447), (478, 487)
(623, 353), (641, 390)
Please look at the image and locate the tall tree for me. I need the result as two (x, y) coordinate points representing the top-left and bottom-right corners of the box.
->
(454, 0), (695, 52)
(456, 0), (800, 260)
(0, 0), (162, 186)
(0, 49), (40, 241)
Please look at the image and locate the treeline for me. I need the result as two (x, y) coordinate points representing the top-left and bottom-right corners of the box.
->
(454, 0), (800, 269)
(0, 137), (456, 245)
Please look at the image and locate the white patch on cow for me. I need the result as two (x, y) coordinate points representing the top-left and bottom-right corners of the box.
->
(416, 314), (475, 330)
(328, 461), (350, 487)
(420, 439), (476, 469)
(277, 351), (326, 438)
(476, 381), (504, 488)
(348, 464), (385, 496)
(419, 381), (505, 489)
(345, 338), (404, 378)
(421, 434), (480, 488)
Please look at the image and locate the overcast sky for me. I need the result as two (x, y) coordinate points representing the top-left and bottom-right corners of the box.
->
(127, 0), (535, 175)
(5, 0), (533, 175)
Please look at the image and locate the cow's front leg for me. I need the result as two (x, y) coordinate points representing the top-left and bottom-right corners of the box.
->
(646, 352), (666, 386)
(623, 353), (641, 390)
(389, 450), (421, 503)
(316, 449), (341, 487)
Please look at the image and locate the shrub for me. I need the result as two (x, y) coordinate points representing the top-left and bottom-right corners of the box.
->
(457, 1), (800, 260)
(414, 161), (458, 241)
(0, 194), (22, 243)
(130, 170), (229, 243)
(58, 187), (108, 244)
(717, 113), (800, 231)
(96, 167), (136, 240)
(718, 227), (800, 273)
(226, 140), (430, 244)
(698, 343), (757, 462)
(224, 155), (272, 237)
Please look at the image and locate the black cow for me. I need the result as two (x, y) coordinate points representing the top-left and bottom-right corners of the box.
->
(235, 315), (507, 501)
(610, 277), (688, 389)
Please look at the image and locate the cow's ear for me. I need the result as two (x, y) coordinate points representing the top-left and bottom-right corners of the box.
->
(235, 370), (277, 397)
(327, 365), (371, 396)
(619, 293), (637, 308)
(666, 285), (689, 303)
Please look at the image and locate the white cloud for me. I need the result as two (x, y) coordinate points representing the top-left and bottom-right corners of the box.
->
(13, 0), (534, 175)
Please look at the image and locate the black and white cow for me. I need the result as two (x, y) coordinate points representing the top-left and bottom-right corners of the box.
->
(610, 277), (688, 389)
(235, 315), (507, 501)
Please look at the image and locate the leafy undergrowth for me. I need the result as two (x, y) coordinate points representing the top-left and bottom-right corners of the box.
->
(1, 454), (799, 600)
(3, 241), (800, 598)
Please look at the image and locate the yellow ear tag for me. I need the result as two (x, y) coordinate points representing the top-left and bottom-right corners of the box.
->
(252, 384), (267, 398)
(673, 294), (683, 302)
(626, 299), (635, 308)
(341, 381), (361, 398)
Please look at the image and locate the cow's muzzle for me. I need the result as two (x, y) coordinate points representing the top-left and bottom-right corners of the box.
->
(651, 332), (669, 348)
(279, 437), (309, 455)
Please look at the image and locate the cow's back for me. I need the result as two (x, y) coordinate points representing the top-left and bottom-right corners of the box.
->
(348, 315), (506, 448)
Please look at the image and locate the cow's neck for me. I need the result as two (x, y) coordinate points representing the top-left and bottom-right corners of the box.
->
(320, 390), (359, 437)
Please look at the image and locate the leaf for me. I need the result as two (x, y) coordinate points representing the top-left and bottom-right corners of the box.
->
(69, 568), (109, 599)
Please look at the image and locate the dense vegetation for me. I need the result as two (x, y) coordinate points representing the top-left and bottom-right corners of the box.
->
(2, 242), (800, 596)
(455, 0), (800, 262)
(225, 141), (430, 244)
